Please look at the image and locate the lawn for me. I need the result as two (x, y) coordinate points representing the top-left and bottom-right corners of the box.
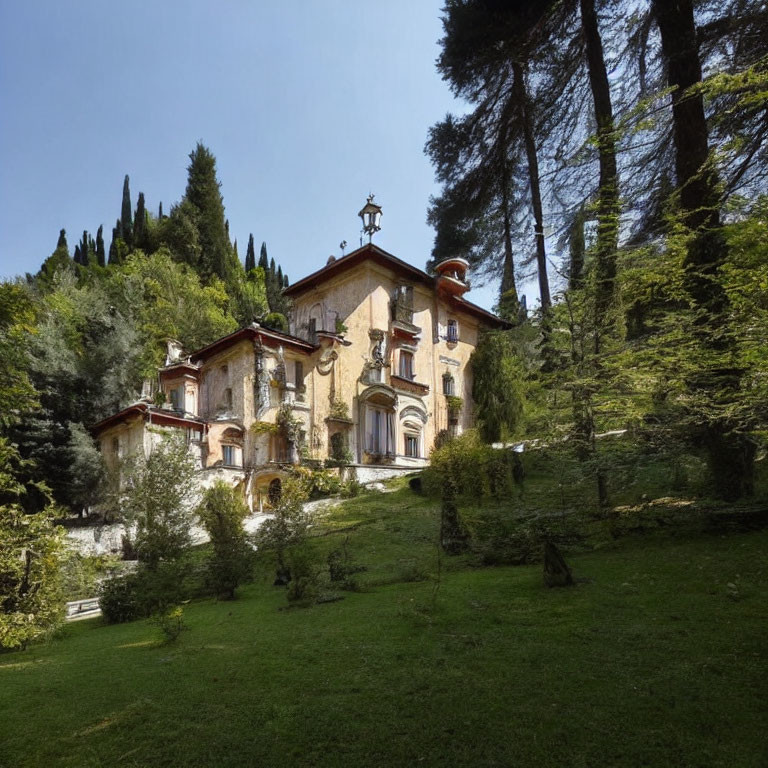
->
(1, 484), (767, 767)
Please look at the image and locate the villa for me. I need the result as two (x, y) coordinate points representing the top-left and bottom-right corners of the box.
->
(92, 238), (508, 512)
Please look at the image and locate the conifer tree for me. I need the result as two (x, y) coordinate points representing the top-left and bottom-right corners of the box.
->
(95, 226), (106, 267)
(73, 245), (82, 265)
(108, 219), (122, 265)
(134, 192), (147, 251)
(56, 229), (68, 251)
(184, 143), (230, 281)
(158, 201), (164, 219)
(258, 241), (268, 271)
(245, 234), (256, 272)
(276, 264), (283, 288)
(283, 273), (289, 288)
(121, 175), (133, 247)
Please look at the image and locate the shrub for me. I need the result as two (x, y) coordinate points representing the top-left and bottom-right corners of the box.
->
(197, 481), (253, 600)
(99, 573), (142, 624)
(152, 605), (187, 643)
(340, 477), (362, 498)
(286, 546), (321, 605)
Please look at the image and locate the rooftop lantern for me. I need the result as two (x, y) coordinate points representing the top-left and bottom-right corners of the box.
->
(358, 194), (382, 242)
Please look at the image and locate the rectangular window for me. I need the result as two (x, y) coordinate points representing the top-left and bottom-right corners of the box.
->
(294, 361), (304, 387)
(365, 406), (395, 456)
(169, 386), (183, 410)
(223, 445), (240, 466)
(443, 375), (455, 396)
(399, 351), (414, 380)
(447, 319), (458, 343)
(405, 435), (418, 458)
(308, 318), (317, 342)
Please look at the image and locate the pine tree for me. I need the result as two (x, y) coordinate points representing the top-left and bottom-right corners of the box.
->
(651, 0), (754, 499)
(95, 226), (106, 267)
(245, 234), (256, 272)
(121, 175), (133, 247)
(184, 143), (230, 281)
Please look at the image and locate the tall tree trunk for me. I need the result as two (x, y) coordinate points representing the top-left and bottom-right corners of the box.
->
(652, 0), (754, 500)
(497, 104), (521, 322)
(512, 61), (551, 311)
(580, 0), (619, 354)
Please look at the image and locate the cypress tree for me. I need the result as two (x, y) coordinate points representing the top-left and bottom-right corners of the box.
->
(73, 245), (82, 265)
(95, 226), (106, 267)
(269, 257), (276, 279)
(258, 241), (268, 271)
(134, 192), (146, 251)
(56, 229), (68, 251)
(283, 274), (289, 288)
(276, 265), (283, 288)
(121, 175), (133, 247)
(108, 227), (118, 265)
(158, 201), (164, 219)
(245, 234), (256, 272)
(184, 143), (230, 281)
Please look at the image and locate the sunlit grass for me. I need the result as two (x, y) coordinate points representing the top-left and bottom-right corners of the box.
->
(1, 479), (766, 767)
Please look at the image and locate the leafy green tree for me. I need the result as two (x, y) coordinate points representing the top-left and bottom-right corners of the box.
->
(255, 475), (310, 586)
(197, 481), (252, 599)
(0, 284), (38, 426)
(0, 472), (65, 650)
(119, 436), (197, 569)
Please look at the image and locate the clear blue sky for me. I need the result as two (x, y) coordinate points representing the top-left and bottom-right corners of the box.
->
(0, 0), (506, 311)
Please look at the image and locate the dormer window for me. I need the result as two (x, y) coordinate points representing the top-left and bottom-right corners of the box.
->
(399, 350), (414, 380)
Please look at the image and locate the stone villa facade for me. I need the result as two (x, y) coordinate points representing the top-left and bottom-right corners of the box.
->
(92, 242), (508, 512)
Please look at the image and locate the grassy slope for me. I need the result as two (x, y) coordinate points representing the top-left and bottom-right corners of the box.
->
(1, 485), (767, 768)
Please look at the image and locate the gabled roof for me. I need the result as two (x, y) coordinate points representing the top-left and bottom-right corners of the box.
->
(189, 324), (316, 364)
(284, 242), (433, 298)
(283, 241), (511, 330)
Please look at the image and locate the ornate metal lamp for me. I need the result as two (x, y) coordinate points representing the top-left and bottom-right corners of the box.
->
(358, 194), (382, 242)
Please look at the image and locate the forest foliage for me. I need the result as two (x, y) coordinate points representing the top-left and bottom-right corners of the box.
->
(437, 0), (768, 502)
(2, 143), (292, 516)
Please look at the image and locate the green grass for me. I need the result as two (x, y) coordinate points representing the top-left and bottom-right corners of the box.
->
(1, 484), (767, 767)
